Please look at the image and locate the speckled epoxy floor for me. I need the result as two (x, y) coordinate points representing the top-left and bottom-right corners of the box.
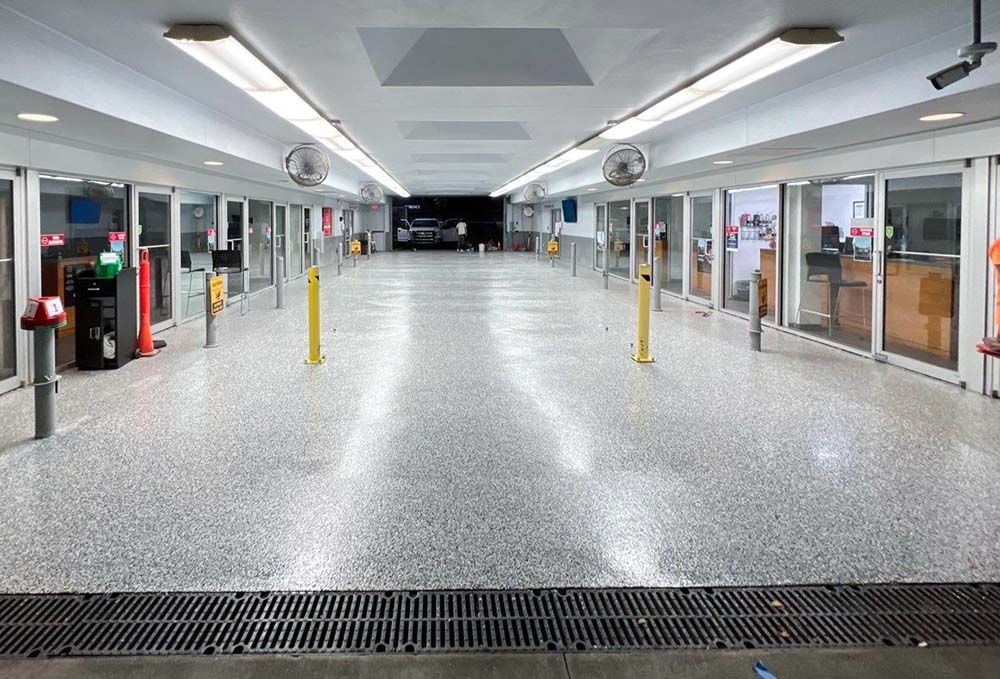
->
(0, 251), (999, 593)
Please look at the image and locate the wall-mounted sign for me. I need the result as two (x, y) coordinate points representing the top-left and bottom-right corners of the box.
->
(322, 207), (333, 237)
(725, 225), (740, 251)
(40, 234), (65, 247)
(850, 226), (874, 238)
(108, 231), (127, 242)
(206, 228), (216, 238)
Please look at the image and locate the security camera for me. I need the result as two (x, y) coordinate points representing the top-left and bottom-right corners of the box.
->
(927, 60), (979, 90)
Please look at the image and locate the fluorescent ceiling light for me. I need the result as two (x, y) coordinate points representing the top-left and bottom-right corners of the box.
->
(713, 160), (735, 165)
(18, 112), (59, 122)
(672, 193), (685, 197)
(600, 28), (843, 141)
(586, 188), (598, 191)
(165, 24), (409, 198)
(203, 160), (224, 166)
(489, 148), (596, 198)
(919, 112), (965, 122)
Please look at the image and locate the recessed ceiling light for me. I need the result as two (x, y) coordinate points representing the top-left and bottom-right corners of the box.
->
(713, 160), (735, 165)
(586, 188), (598, 192)
(919, 112), (965, 122)
(203, 160), (224, 166)
(18, 113), (59, 122)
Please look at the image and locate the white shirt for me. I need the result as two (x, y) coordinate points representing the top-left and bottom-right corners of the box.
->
(457, 221), (467, 235)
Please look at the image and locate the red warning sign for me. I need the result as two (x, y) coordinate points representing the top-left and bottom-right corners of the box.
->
(108, 231), (127, 242)
(40, 234), (65, 247)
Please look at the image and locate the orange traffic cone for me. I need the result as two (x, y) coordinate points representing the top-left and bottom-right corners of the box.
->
(136, 248), (159, 357)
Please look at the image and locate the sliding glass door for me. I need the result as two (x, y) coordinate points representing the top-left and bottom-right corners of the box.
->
(594, 203), (607, 270)
(688, 194), (714, 302)
(607, 200), (630, 279)
(653, 195), (684, 295)
(0, 172), (18, 393)
(632, 200), (650, 282)
(137, 188), (173, 329)
(248, 199), (272, 294)
(723, 185), (779, 319)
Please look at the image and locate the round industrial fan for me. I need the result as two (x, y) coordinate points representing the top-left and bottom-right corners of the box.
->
(285, 144), (330, 187)
(523, 182), (547, 202)
(602, 144), (646, 187)
(523, 205), (535, 217)
(360, 183), (385, 204)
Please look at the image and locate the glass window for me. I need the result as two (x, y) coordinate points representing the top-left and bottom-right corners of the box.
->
(723, 186), (779, 319)
(784, 175), (874, 352)
(275, 205), (287, 279)
(248, 199), (272, 294)
(608, 200), (630, 279)
(653, 196), (684, 295)
(883, 173), (962, 370)
(289, 205), (303, 277)
(1, 179), (14, 382)
(137, 192), (171, 326)
(689, 195), (713, 301)
(39, 176), (129, 368)
(179, 191), (217, 319)
(633, 201), (650, 281)
(225, 200), (244, 299)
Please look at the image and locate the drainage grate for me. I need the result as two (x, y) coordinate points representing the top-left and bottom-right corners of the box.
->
(2, 584), (1000, 658)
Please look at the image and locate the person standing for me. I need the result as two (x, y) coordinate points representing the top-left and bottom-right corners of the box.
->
(456, 219), (468, 251)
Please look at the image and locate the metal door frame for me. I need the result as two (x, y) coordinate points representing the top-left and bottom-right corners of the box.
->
(593, 202), (608, 271)
(273, 202), (289, 283)
(686, 190), (715, 307)
(288, 203), (305, 279)
(873, 162), (970, 384)
(133, 185), (175, 333)
(0, 168), (26, 394)
(631, 198), (652, 283)
(719, 184), (782, 323)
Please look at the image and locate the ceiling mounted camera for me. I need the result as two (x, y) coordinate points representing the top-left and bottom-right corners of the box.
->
(927, 0), (996, 90)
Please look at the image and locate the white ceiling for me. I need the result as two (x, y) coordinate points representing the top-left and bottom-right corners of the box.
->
(0, 0), (993, 194)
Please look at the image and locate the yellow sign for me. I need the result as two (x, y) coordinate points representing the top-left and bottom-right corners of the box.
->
(350, 239), (362, 256)
(209, 275), (225, 316)
(758, 278), (768, 318)
(547, 239), (559, 256)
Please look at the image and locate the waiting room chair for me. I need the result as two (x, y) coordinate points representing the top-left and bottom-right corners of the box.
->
(181, 250), (206, 318)
(797, 252), (869, 337)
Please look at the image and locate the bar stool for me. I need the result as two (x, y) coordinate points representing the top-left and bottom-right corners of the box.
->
(797, 252), (869, 336)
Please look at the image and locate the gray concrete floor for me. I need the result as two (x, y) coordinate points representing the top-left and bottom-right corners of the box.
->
(0, 251), (999, 592)
(4, 648), (1000, 679)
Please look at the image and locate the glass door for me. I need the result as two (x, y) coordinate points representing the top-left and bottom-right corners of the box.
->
(274, 204), (288, 281)
(248, 199), (272, 294)
(594, 203), (607, 270)
(632, 200), (651, 282)
(654, 195), (684, 295)
(137, 189), (173, 330)
(607, 200), (630, 279)
(689, 194), (714, 302)
(723, 185), (779, 319)
(0, 171), (19, 393)
(289, 204), (304, 277)
(179, 191), (218, 319)
(225, 198), (245, 300)
(876, 167), (966, 378)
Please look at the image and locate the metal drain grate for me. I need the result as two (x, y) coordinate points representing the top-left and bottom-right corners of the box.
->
(2, 584), (1000, 658)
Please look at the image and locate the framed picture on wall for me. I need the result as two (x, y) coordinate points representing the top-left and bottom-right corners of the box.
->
(852, 201), (865, 219)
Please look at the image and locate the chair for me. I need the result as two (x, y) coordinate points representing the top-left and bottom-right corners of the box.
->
(797, 252), (869, 337)
(181, 250), (206, 318)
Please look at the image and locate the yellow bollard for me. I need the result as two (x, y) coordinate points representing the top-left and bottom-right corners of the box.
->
(631, 263), (655, 363)
(305, 265), (325, 365)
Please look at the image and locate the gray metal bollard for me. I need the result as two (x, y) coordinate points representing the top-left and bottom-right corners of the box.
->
(602, 247), (609, 289)
(31, 328), (58, 439)
(367, 230), (372, 261)
(652, 255), (662, 312)
(338, 249), (343, 276)
(276, 257), (286, 309)
(571, 242), (577, 277)
(204, 272), (219, 348)
(749, 269), (762, 352)
(536, 236), (541, 262)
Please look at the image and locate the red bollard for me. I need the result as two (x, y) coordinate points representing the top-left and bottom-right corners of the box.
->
(136, 248), (158, 357)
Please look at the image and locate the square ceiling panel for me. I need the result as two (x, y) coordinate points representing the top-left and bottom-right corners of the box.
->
(399, 121), (531, 141)
(410, 153), (513, 164)
(359, 28), (593, 87)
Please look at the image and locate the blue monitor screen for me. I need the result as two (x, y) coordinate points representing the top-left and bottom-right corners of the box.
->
(562, 198), (578, 223)
(69, 198), (101, 224)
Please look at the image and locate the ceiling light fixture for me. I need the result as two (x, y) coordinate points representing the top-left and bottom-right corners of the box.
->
(203, 160), (224, 166)
(600, 28), (843, 142)
(919, 112), (966, 122)
(713, 160), (735, 165)
(165, 24), (409, 198)
(489, 147), (598, 198)
(17, 113), (59, 122)
(586, 188), (598, 192)
(491, 27), (842, 198)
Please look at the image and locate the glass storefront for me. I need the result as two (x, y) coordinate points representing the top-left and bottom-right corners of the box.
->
(248, 199), (272, 294)
(653, 195), (684, 295)
(289, 204), (303, 277)
(608, 200), (630, 278)
(882, 172), (962, 370)
(39, 176), (129, 368)
(784, 175), (875, 352)
(632, 201), (650, 281)
(689, 195), (713, 301)
(723, 186), (779, 319)
(225, 200), (244, 299)
(1, 178), (14, 383)
(180, 191), (217, 318)
(137, 191), (171, 326)
(274, 204), (287, 280)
